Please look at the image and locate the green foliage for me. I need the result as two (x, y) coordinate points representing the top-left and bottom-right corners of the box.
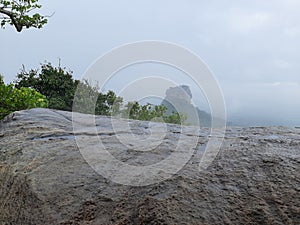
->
(73, 80), (123, 116)
(96, 90), (123, 116)
(14, 62), (185, 125)
(0, 75), (48, 120)
(72, 80), (99, 115)
(0, 0), (47, 32)
(15, 63), (78, 111)
(15, 63), (124, 115)
(163, 111), (186, 124)
(122, 101), (185, 124)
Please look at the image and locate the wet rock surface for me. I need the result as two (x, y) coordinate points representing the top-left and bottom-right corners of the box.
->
(0, 108), (299, 225)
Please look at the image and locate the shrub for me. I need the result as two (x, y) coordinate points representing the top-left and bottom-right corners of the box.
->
(0, 75), (48, 120)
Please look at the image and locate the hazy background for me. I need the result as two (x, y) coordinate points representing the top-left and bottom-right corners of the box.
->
(1, 0), (299, 127)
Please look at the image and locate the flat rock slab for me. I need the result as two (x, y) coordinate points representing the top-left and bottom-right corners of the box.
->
(0, 108), (299, 224)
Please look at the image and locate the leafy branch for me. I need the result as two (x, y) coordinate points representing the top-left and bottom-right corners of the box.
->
(0, 0), (47, 32)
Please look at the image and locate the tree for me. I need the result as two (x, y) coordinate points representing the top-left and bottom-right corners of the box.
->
(96, 90), (123, 116)
(15, 63), (78, 111)
(0, 75), (48, 120)
(14, 63), (124, 115)
(73, 81), (123, 116)
(122, 101), (186, 124)
(0, 0), (47, 32)
(14, 62), (185, 125)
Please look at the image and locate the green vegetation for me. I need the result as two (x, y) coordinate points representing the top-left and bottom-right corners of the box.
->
(0, 62), (186, 125)
(15, 63), (124, 116)
(0, 0), (47, 32)
(122, 102), (185, 124)
(0, 75), (48, 120)
(73, 80), (123, 116)
(15, 63), (78, 111)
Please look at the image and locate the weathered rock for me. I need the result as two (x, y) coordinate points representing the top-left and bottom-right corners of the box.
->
(0, 108), (299, 224)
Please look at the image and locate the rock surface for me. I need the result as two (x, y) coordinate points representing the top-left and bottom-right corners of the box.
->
(0, 108), (299, 225)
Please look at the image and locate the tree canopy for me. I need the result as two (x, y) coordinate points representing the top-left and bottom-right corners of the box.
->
(15, 63), (79, 111)
(0, 0), (47, 32)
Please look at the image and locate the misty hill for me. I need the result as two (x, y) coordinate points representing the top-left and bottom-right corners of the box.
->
(0, 108), (299, 224)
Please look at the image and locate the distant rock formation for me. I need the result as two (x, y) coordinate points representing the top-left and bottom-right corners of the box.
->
(0, 108), (299, 224)
(161, 85), (211, 127)
(165, 85), (192, 104)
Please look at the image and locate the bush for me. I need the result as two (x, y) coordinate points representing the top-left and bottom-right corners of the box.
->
(0, 75), (48, 120)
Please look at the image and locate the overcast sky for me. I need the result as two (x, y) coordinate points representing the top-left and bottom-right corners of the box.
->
(1, 0), (300, 126)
